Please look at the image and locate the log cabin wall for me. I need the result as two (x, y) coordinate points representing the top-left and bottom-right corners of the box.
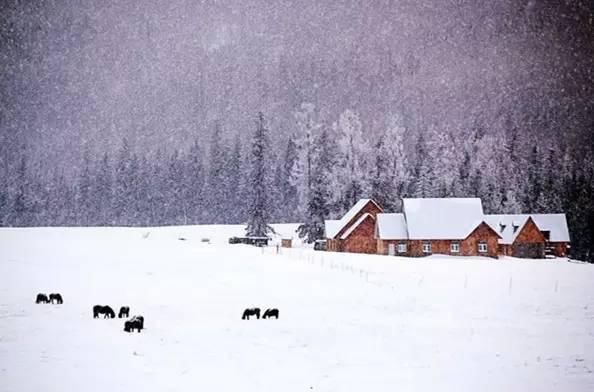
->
(334, 202), (382, 240)
(342, 216), (377, 254)
(460, 222), (499, 258)
(549, 242), (568, 257)
(511, 218), (546, 258)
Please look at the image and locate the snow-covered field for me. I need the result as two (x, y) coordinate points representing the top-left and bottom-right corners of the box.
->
(1, 225), (593, 392)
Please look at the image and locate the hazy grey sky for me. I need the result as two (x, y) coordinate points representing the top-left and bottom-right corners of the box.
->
(1, 0), (592, 173)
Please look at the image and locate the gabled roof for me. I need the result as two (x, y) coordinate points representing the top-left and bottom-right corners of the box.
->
(484, 215), (530, 245)
(402, 198), (485, 240)
(340, 213), (374, 239)
(485, 214), (570, 244)
(376, 213), (408, 240)
(325, 198), (381, 239)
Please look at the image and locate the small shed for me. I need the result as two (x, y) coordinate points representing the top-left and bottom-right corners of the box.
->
(281, 238), (292, 248)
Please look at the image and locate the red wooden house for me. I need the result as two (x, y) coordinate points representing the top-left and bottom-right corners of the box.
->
(485, 214), (570, 258)
(325, 197), (570, 259)
(375, 198), (500, 258)
(325, 199), (383, 254)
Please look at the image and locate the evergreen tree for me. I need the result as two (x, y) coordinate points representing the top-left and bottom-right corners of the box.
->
(206, 122), (226, 223)
(412, 132), (434, 198)
(76, 150), (92, 225)
(371, 118), (409, 210)
(334, 109), (371, 212)
(245, 113), (273, 237)
(225, 135), (243, 224)
(501, 189), (523, 214)
(135, 155), (153, 226)
(280, 135), (299, 221)
(524, 143), (542, 211)
(185, 139), (205, 224)
(114, 138), (133, 225)
(149, 149), (168, 225)
(293, 103), (320, 218)
(13, 156), (28, 226)
(165, 150), (186, 224)
(94, 152), (112, 225)
(298, 128), (335, 243)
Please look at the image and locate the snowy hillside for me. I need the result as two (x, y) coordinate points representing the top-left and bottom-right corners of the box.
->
(1, 226), (593, 391)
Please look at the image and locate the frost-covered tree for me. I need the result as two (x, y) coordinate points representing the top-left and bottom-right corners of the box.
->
(245, 113), (273, 237)
(164, 150), (187, 224)
(371, 118), (409, 211)
(279, 135), (299, 221)
(185, 139), (205, 224)
(298, 128), (335, 243)
(113, 138), (136, 225)
(536, 146), (563, 213)
(429, 128), (458, 197)
(524, 143), (543, 212)
(501, 189), (523, 214)
(76, 150), (92, 225)
(92, 152), (112, 225)
(411, 132), (435, 198)
(206, 123), (229, 223)
(334, 109), (371, 213)
(293, 103), (321, 218)
(13, 156), (29, 226)
(224, 135), (244, 224)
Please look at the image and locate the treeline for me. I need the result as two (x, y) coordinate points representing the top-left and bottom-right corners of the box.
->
(1, 107), (593, 261)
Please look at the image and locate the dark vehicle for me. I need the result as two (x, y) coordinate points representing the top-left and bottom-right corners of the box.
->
(228, 236), (270, 247)
(314, 239), (327, 251)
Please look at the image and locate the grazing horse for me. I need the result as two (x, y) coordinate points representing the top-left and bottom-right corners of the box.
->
(242, 308), (261, 320)
(49, 293), (63, 304)
(124, 315), (144, 333)
(262, 308), (279, 319)
(118, 306), (130, 318)
(93, 305), (116, 319)
(35, 293), (49, 304)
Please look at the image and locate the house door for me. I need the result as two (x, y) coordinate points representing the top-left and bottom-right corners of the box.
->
(388, 243), (396, 256)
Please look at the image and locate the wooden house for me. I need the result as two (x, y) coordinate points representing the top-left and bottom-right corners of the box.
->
(375, 198), (500, 258)
(325, 198), (570, 259)
(324, 199), (383, 254)
(485, 214), (570, 258)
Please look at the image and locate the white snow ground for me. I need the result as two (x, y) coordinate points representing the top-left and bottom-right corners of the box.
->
(1, 225), (593, 392)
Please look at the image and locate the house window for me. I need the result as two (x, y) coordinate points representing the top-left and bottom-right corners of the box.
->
(450, 242), (460, 253)
(398, 242), (407, 253)
(422, 242), (432, 253)
(478, 241), (488, 253)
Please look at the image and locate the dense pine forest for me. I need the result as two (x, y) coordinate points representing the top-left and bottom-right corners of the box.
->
(1, 107), (593, 261)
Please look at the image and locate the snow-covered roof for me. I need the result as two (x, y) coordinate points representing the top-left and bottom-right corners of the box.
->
(324, 220), (341, 238)
(484, 215), (529, 245)
(402, 198), (485, 240)
(485, 214), (570, 244)
(340, 213), (374, 239)
(325, 199), (381, 239)
(376, 213), (408, 240)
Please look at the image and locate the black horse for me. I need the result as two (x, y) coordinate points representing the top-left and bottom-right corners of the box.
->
(118, 306), (130, 318)
(35, 293), (49, 304)
(124, 315), (144, 333)
(242, 307), (261, 320)
(262, 308), (279, 319)
(49, 293), (63, 304)
(93, 305), (116, 319)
